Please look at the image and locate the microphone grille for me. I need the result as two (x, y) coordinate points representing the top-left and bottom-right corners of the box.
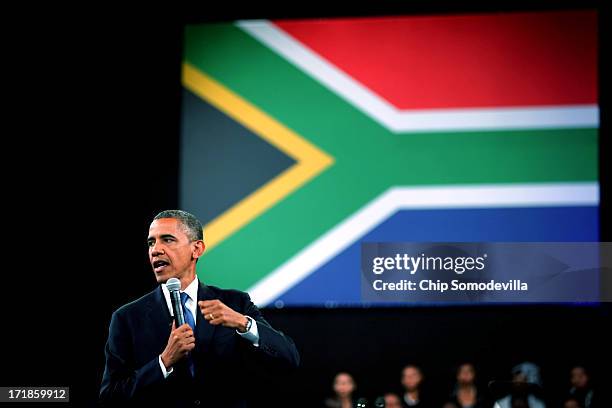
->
(166, 278), (181, 292)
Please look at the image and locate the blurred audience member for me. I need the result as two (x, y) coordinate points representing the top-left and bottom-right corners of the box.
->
(567, 366), (595, 408)
(445, 363), (486, 408)
(562, 396), (582, 408)
(324, 372), (357, 408)
(384, 392), (402, 408)
(401, 364), (430, 408)
(493, 362), (545, 408)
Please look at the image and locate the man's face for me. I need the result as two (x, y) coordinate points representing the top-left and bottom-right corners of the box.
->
(147, 218), (203, 284)
(570, 367), (588, 389)
(402, 367), (422, 391)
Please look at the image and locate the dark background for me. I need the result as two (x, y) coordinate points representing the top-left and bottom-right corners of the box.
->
(3, 1), (610, 407)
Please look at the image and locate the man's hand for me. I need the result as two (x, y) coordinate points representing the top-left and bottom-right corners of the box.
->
(160, 322), (195, 369)
(198, 299), (249, 332)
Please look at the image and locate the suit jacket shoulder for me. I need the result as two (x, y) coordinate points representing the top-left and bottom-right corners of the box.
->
(113, 287), (159, 316)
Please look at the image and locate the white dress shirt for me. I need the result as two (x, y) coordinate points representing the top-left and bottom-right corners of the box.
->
(158, 277), (259, 377)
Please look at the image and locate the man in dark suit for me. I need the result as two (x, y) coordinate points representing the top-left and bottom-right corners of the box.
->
(100, 210), (300, 407)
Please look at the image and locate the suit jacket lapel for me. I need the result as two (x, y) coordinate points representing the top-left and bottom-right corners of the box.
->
(195, 282), (217, 349)
(145, 286), (173, 351)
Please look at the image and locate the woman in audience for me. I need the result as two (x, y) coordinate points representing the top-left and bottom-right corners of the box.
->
(445, 363), (487, 408)
(324, 371), (357, 408)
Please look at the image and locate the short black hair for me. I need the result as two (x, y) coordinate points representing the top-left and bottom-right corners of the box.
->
(153, 210), (203, 241)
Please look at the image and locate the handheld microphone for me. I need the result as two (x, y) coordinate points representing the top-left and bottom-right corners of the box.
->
(166, 278), (185, 328)
(356, 398), (369, 408)
(374, 396), (385, 407)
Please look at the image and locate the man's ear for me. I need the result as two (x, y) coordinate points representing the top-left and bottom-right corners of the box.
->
(193, 240), (206, 260)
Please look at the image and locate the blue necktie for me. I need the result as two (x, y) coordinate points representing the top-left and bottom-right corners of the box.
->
(180, 292), (196, 376)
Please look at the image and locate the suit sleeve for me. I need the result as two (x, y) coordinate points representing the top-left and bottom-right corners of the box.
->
(99, 309), (166, 404)
(239, 292), (300, 369)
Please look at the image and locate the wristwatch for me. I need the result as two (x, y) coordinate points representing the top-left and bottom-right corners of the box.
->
(242, 315), (253, 333)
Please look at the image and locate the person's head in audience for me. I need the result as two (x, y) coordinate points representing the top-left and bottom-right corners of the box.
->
(456, 363), (476, 386)
(333, 372), (356, 400)
(401, 364), (425, 406)
(402, 364), (423, 392)
(568, 365), (595, 408)
(510, 362), (540, 405)
(511, 362), (541, 386)
(451, 362), (479, 408)
(563, 397), (582, 408)
(492, 362), (544, 408)
(384, 392), (402, 408)
(570, 366), (590, 391)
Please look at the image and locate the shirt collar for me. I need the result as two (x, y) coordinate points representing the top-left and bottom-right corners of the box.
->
(161, 276), (199, 314)
(182, 276), (199, 302)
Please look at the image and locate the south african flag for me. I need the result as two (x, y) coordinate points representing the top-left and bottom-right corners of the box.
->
(180, 10), (598, 306)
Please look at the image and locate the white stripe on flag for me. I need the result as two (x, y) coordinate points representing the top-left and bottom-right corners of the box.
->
(247, 182), (599, 306)
(237, 20), (599, 133)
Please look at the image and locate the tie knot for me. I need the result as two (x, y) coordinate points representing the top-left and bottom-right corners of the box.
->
(180, 291), (190, 306)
